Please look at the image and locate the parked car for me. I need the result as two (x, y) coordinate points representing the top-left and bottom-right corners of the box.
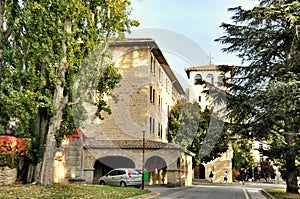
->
(99, 168), (142, 188)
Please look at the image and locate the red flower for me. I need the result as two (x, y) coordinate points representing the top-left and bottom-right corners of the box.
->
(0, 136), (30, 155)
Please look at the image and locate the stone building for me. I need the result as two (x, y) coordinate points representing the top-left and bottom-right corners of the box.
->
(53, 39), (194, 186)
(185, 64), (234, 183)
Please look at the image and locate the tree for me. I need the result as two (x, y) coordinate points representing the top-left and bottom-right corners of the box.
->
(232, 138), (255, 181)
(168, 99), (229, 167)
(216, 0), (300, 193)
(0, 0), (138, 185)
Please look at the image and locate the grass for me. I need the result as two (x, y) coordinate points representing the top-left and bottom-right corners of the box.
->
(265, 188), (300, 199)
(0, 184), (151, 199)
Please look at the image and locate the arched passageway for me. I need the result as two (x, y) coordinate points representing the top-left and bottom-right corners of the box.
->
(199, 164), (205, 179)
(145, 156), (167, 185)
(194, 164), (206, 179)
(93, 156), (135, 183)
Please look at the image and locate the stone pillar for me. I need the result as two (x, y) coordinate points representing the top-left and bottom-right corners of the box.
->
(166, 169), (177, 187)
(187, 156), (193, 186)
(84, 168), (95, 184)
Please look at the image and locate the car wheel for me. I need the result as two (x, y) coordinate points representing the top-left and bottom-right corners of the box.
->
(99, 181), (105, 185)
(120, 181), (126, 187)
(135, 185), (141, 189)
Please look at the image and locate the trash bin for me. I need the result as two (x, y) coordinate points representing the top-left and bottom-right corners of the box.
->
(143, 170), (149, 182)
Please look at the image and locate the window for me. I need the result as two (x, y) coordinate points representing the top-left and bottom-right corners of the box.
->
(150, 86), (152, 102)
(152, 89), (155, 104)
(150, 117), (152, 133)
(158, 95), (161, 109)
(194, 74), (202, 85)
(158, 123), (160, 136)
(198, 96), (201, 102)
(206, 74), (214, 85)
(159, 96), (163, 110)
(150, 56), (154, 73)
(160, 124), (163, 138)
(118, 170), (126, 175)
(149, 117), (155, 134)
(149, 86), (156, 104)
(259, 143), (263, 149)
(152, 118), (155, 134)
(108, 170), (119, 176)
(157, 123), (162, 137)
(151, 55), (156, 75)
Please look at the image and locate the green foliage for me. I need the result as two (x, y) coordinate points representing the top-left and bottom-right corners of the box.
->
(216, 0), (300, 193)
(266, 188), (300, 199)
(55, 106), (77, 147)
(0, 1), (138, 134)
(232, 138), (255, 181)
(0, 0), (139, 184)
(0, 154), (19, 169)
(168, 100), (229, 167)
(95, 63), (122, 119)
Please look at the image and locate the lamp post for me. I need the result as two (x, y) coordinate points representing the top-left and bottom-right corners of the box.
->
(141, 124), (147, 190)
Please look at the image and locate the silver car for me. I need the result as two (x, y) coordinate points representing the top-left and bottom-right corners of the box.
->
(99, 168), (142, 188)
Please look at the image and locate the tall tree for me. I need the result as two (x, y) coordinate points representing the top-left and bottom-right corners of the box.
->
(168, 100), (229, 167)
(0, 0), (138, 185)
(216, 0), (300, 194)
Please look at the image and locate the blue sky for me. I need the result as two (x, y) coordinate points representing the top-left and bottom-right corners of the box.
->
(128, 0), (259, 87)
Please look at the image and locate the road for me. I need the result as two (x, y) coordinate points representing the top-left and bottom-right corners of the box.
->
(143, 183), (286, 199)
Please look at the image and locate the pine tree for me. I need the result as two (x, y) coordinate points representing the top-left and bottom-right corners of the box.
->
(216, 0), (300, 194)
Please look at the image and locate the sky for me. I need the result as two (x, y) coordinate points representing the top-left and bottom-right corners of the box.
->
(127, 0), (259, 89)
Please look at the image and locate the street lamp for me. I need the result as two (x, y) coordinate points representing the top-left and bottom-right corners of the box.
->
(141, 124), (147, 190)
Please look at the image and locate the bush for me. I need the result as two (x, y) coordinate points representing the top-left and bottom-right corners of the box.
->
(0, 136), (30, 169)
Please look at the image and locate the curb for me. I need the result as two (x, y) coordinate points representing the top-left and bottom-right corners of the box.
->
(260, 190), (276, 199)
(128, 192), (160, 199)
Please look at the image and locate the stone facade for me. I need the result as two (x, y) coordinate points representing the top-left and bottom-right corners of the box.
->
(53, 39), (194, 186)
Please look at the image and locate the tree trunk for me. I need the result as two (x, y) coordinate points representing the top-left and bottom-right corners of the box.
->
(40, 72), (68, 185)
(285, 143), (299, 194)
(25, 109), (49, 184)
(40, 68), (68, 185)
(39, 115), (60, 185)
(39, 19), (70, 186)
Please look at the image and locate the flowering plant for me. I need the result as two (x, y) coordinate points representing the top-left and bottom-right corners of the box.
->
(0, 136), (30, 155)
(0, 136), (30, 168)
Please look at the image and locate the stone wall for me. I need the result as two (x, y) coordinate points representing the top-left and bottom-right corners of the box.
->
(0, 167), (17, 185)
(53, 138), (84, 184)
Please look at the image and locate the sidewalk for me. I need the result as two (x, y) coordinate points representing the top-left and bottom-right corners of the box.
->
(246, 187), (268, 199)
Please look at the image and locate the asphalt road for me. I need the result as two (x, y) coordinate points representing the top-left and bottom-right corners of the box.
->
(143, 182), (286, 199)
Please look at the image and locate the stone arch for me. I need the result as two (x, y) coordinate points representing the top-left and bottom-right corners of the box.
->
(145, 156), (167, 185)
(93, 156), (135, 184)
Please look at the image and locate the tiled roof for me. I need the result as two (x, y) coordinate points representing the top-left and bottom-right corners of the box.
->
(185, 64), (220, 78)
(85, 139), (175, 149)
(185, 64), (219, 72)
(84, 138), (194, 155)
